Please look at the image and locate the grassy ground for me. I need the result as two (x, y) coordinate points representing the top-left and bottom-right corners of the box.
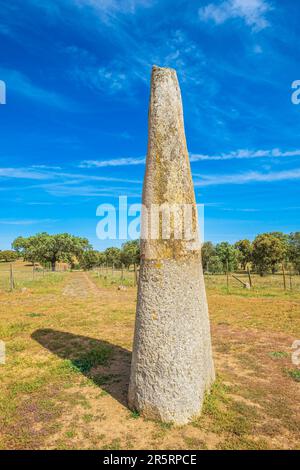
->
(0, 261), (67, 290)
(0, 264), (299, 449)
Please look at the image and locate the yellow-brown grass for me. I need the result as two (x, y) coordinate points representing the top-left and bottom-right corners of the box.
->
(0, 267), (299, 449)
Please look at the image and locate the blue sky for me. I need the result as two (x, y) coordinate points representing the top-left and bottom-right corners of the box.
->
(0, 0), (300, 249)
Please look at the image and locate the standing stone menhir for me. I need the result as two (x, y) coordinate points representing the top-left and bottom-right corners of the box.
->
(128, 65), (215, 425)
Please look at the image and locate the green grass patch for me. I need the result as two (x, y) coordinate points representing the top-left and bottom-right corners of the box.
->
(268, 351), (289, 359)
(93, 373), (119, 386)
(195, 377), (257, 437)
(82, 413), (94, 423)
(102, 438), (121, 450)
(64, 346), (113, 374)
(0, 322), (31, 339)
(129, 410), (140, 419)
(9, 376), (48, 396)
(286, 368), (300, 382)
(25, 313), (45, 318)
(183, 436), (208, 450)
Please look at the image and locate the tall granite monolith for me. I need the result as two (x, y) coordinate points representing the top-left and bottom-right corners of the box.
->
(128, 65), (215, 424)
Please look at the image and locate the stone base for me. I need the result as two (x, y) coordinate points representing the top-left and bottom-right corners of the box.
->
(128, 258), (215, 425)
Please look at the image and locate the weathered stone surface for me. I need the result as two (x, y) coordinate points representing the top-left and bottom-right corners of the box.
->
(128, 65), (215, 424)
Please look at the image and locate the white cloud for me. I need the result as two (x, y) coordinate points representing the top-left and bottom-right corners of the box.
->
(31, 165), (62, 170)
(0, 167), (50, 180)
(78, 145), (298, 169)
(72, 63), (128, 95)
(79, 157), (145, 168)
(194, 168), (300, 186)
(27, 0), (152, 21)
(74, 0), (154, 17)
(41, 183), (140, 197)
(0, 166), (139, 184)
(0, 165), (141, 198)
(69, 29), (207, 96)
(253, 44), (263, 54)
(199, 0), (271, 31)
(222, 208), (260, 212)
(0, 68), (74, 110)
(190, 148), (300, 162)
(0, 218), (56, 225)
(26, 202), (55, 206)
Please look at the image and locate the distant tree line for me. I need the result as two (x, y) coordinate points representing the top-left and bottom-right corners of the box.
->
(78, 240), (140, 271)
(3, 233), (140, 272)
(1, 231), (299, 276)
(202, 232), (300, 276)
(0, 250), (20, 263)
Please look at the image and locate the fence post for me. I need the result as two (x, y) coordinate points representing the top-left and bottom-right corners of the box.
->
(289, 268), (293, 290)
(134, 263), (137, 287)
(282, 263), (286, 291)
(247, 265), (252, 288)
(226, 260), (229, 294)
(9, 263), (15, 291)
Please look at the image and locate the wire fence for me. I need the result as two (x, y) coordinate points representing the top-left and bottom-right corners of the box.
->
(92, 264), (139, 287)
(204, 271), (300, 294)
(92, 265), (300, 294)
(1, 262), (299, 295)
(0, 263), (67, 291)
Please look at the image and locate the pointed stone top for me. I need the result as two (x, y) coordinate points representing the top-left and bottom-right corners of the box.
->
(152, 65), (176, 73)
(141, 66), (200, 260)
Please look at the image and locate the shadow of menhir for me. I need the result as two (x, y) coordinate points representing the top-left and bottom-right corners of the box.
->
(31, 329), (132, 408)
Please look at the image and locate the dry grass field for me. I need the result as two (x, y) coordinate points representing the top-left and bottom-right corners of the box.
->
(0, 261), (68, 291)
(0, 263), (299, 450)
